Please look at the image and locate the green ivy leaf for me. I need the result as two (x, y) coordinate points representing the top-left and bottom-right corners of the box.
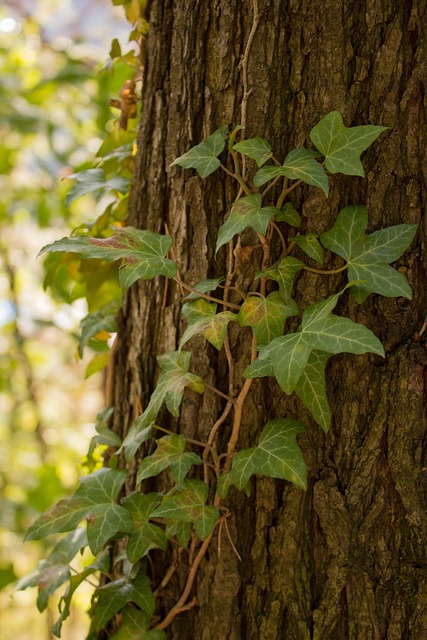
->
(290, 233), (324, 263)
(136, 435), (201, 485)
(181, 298), (238, 349)
(121, 493), (167, 563)
(233, 137), (273, 167)
(78, 301), (119, 357)
(121, 351), (204, 461)
(91, 573), (155, 633)
(310, 111), (388, 176)
(39, 227), (177, 290)
(24, 468), (132, 555)
(245, 286), (384, 394)
(294, 351), (332, 431)
(230, 419), (307, 491)
(253, 148), (328, 195)
(16, 528), (87, 612)
(216, 194), (279, 252)
(238, 291), (298, 344)
(109, 606), (167, 640)
(165, 520), (192, 547)
(65, 168), (130, 206)
(320, 206), (417, 302)
(150, 479), (219, 541)
(52, 550), (110, 637)
(275, 202), (301, 227)
(256, 257), (304, 302)
(171, 127), (228, 178)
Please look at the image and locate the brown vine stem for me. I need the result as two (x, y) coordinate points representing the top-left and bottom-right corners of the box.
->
(204, 381), (236, 404)
(154, 525), (219, 631)
(303, 263), (348, 275)
(151, 424), (208, 449)
(173, 277), (241, 311)
(203, 400), (234, 483)
(270, 219), (287, 254)
(240, 0), (260, 176)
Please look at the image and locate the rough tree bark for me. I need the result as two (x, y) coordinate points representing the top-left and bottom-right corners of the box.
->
(109, 1), (427, 638)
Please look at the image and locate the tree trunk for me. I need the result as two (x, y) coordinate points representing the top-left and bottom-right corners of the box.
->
(110, 1), (427, 638)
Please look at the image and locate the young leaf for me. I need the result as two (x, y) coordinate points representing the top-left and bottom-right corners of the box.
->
(181, 298), (238, 349)
(39, 227), (177, 290)
(121, 493), (167, 563)
(78, 301), (119, 357)
(52, 550), (110, 637)
(171, 126), (228, 178)
(253, 148), (328, 196)
(238, 291), (298, 344)
(310, 111), (388, 176)
(121, 351), (204, 461)
(136, 434), (201, 485)
(109, 606), (167, 640)
(233, 137), (273, 167)
(150, 479), (219, 541)
(216, 194), (279, 252)
(91, 573), (155, 633)
(16, 528), (87, 612)
(65, 168), (130, 206)
(229, 419), (307, 491)
(289, 233), (324, 263)
(276, 202), (301, 228)
(294, 351), (332, 431)
(245, 286), (384, 395)
(24, 468), (132, 556)
(256, 257), (304, 301)
(320, 205), (417, 302)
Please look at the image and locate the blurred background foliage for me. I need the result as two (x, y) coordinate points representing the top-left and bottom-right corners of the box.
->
(0, 0), (141, 636)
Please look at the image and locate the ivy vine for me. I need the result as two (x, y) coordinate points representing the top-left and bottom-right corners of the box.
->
(19, 108), (417, 637)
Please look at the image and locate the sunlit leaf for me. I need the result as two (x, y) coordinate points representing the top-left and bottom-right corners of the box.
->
(39, 226), (177, 289)
(25, 468), (132, 555)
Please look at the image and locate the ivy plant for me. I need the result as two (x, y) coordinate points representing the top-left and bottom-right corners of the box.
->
(20, 110), (417, 638)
